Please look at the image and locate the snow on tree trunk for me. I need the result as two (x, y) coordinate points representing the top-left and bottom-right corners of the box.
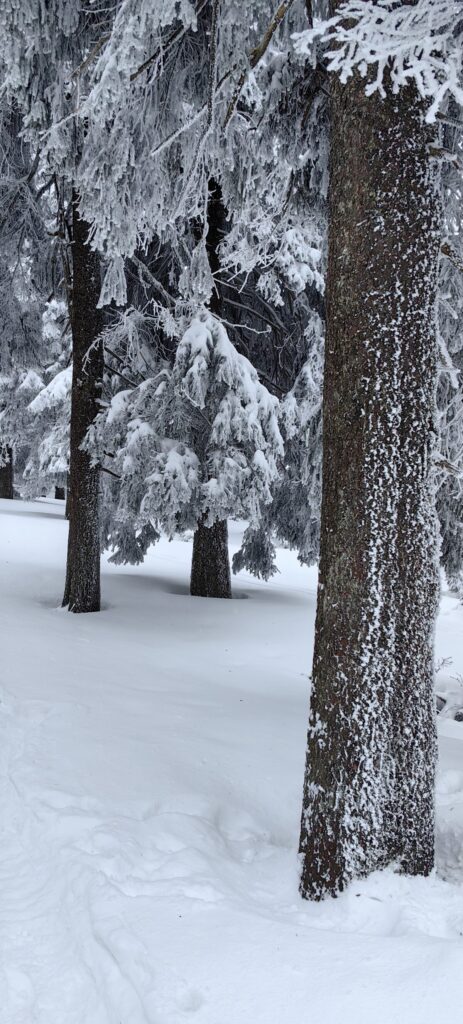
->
(190, 179), (232, 598)
(191, 515), (231, 599)
(299, 67), (441, 899)
(0, 448), (13, 499)
(62, 193), (103, 613)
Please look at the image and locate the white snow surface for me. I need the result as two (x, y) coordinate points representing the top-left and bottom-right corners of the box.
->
(1, 497), (463, 1024)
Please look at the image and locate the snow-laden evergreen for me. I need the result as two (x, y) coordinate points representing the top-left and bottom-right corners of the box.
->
(87, 314), (283, 565)
(234, 312), (324, 578)
(71, 0), (324, 311)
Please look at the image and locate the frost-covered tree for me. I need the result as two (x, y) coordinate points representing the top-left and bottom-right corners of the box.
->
(68, 0), (325, 592)
(76, 0), (323, 300)
(0, 3), (113, 610)
(88, 313), (283, 597)
(295, 0), (461, 899)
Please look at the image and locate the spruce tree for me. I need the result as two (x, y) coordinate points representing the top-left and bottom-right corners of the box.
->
(295, 0), (461, 899)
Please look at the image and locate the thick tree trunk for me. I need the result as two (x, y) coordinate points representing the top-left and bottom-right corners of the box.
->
(0, 448), (13, 499)
(190, 179), (232, 598)
(62, 193), (103, 613)
(191, 516), (232, 599)
(299, 65), (441, 898)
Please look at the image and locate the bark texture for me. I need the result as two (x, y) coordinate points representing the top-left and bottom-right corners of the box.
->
(190, 179), (232, 598)
(191, 516), (232, 599)
(62, 194), (103, 613)
(299, 64), (441, 898)
(0, 448), (13, 499)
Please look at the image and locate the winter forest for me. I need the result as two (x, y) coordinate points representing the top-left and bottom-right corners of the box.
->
(1, 0), (463, 1021)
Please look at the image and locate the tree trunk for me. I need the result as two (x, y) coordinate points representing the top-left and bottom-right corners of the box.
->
(191, 516), (232, 599)
(62, 193), (103, 613)
(0, 448), (13, 499)
(299, 61), (441, 897)
(190, 179), (232, 598)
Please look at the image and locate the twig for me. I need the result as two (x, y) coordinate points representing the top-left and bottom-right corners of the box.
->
(434, 454), (462, 478)
(429, 145), (462, 168)
(130, 255), (175, 306)
(129, 0), (209, 83)
(72, 35), (110, 78)
(100, 464), (121, 479)
(105, 344), (145, 383)
(35, 175), (55, 200)
(103, 360), (139, 390)
(436, 111), (463, 131)
(224, 0), (297, 128)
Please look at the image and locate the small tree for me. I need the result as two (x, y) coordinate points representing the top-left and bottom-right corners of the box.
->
(88, 313), (283, 595)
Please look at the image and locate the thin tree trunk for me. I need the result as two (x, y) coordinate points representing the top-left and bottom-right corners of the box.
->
(299, 60), (441, 897)
(191, 516), (232, 598)
(62, 192), (103, 612)
(190, 179), (232, 598)
(0, 447), (13, 499)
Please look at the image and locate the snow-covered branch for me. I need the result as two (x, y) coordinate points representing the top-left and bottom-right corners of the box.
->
(294, 0), (463, 121)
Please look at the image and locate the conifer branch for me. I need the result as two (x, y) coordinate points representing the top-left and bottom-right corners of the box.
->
(441, 241), (463, 274)
(224, 0), (297, 128)
(129, 0), (210, 83)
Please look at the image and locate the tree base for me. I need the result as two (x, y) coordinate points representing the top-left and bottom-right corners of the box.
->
(190, 518), (232, 598)
(0, 449), (14, 499)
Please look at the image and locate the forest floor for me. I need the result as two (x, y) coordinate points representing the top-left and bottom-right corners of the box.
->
(1, 498), (463, 1023)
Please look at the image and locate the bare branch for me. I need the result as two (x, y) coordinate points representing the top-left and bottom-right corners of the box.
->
(441, 241), (463, 274)
(103, 360), (139, 390)
(99, 464), (121, 480)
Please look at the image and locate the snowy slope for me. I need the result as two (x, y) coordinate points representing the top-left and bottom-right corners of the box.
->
(0, 498), (463, 1024)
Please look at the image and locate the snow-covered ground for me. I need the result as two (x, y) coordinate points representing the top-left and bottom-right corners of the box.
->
(1, 497), (463, 1024)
